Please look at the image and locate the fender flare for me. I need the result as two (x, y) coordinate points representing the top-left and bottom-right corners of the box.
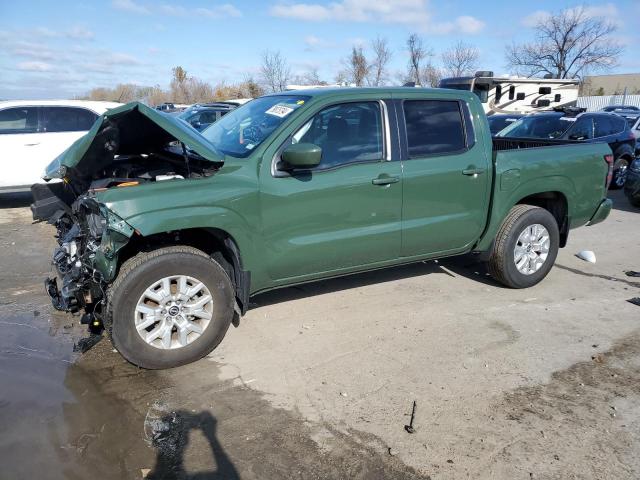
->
(475, 175), (575, 252)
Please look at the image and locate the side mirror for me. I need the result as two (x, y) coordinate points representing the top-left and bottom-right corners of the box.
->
(281, 143), (322, 169)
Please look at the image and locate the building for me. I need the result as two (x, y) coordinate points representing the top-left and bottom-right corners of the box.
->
(581, 73), (640, 96)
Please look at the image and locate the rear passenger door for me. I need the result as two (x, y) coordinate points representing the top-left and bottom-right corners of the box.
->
(396, 96), (491, 256)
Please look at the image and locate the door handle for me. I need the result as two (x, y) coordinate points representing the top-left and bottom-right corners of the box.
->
(462, 167), (485, 176)
(372, 175), (400, 186)
(24, 143), (40, 147)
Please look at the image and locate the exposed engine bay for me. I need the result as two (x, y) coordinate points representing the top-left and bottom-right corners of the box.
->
(32, 105), (223, 331)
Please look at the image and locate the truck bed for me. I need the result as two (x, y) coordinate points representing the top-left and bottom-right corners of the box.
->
(492, 137), (581, 151)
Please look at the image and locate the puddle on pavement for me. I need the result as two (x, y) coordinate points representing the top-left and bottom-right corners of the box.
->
(0, 308), (428, 479)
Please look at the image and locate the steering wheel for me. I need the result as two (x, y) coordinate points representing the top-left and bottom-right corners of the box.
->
(242, 125), (262, 145)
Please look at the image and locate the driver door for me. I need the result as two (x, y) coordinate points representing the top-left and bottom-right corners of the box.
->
(259, 98), (402, 282)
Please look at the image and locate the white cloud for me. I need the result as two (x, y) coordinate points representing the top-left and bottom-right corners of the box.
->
(522, 3), (620, 28)
(269, 0), (484, 34)
(17, 61), (54, 72)
(27, 25), (95, 41)
(66, 26), (95, 40)
(454, 15), (485, 34)
(111, 0), (150, 15)
(432, 15), (484, 34)
(160, 3), (242, 18)
(195, 4), (241, 18)
(10, 41), (58, 61)
(270, 0), (431, 25)
(102, 53), (142, 66)
(522, 10), (550, 28)
(303, 35), (335, 50)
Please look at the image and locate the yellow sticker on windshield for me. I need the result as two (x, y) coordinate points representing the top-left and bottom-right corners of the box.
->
(296, 100), (305, 105)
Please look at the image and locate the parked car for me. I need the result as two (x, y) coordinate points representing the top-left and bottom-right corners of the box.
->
(624, 157), (640, 207)
(155, 102), (177, 112)
(613, 109), (640, 140)
(497, 107), (636, 189)
(221, 98), (252, 107)
(0, 100), (121, 192)
(177, 103), (237, 131)
(32, 88), (612, 368)
(601, 105), (640, 112)
(487, 114), (524, 135)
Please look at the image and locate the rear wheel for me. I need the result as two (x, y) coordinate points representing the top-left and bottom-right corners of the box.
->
(488, 205), (560, 288)
(610, 157), (629, 189)
(106, 246), (235, 369)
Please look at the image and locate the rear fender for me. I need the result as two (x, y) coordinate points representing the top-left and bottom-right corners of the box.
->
(475, 175), (575, 252)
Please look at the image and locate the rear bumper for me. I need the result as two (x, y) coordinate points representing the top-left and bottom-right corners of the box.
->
(587, 198), (613, 226)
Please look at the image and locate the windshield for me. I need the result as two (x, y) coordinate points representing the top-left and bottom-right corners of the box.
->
(497, 114), (575, 139)
(200, 95), (309, 158)
(488, 116), (521, 135)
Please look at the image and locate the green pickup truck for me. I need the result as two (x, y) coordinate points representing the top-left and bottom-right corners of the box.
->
(32, 88), (613, 368)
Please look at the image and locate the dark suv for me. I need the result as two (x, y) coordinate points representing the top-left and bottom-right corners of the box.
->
(497, 108), (637, 188)
(178, 103), (237, 132)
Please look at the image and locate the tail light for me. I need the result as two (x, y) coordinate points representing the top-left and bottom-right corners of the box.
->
(604, 154), (614, 189)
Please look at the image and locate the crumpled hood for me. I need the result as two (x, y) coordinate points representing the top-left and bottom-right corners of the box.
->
(44, 101), (223, 180)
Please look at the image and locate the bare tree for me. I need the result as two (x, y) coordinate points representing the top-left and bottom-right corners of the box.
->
(406, 33), (433, 86)
(290, 66), (325, 86)
(442, 41), (479, 78)
(369, 36), (392, 86)
(241, 74), (265, 97)
(170, 66), (191, 103)
(334, 70), (349, 86)
(344, 45), (370, 86)
(422, 64), (443, 87)
(506, 6), (623, 78)
(260, 50), (291, 92)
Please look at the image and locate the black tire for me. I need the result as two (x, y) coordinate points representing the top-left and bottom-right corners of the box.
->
(488, 205), (560, 289)
(610, 157), (629, 190)
(106, 246), (235, 369)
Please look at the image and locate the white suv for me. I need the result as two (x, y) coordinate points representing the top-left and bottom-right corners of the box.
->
(0, 100), (121, 191)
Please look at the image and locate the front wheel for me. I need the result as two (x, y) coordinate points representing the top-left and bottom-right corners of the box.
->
(488, 205), (560, 288)
(106, 246), (235, 369)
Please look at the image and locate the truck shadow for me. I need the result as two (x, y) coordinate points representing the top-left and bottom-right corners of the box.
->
(251, 255), (499, 309)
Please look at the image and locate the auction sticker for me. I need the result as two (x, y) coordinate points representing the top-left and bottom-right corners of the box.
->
(266, 104), (295, 118)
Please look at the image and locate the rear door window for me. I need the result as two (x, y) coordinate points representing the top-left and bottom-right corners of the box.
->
(0, 107), (39, 134)
(612, 116), (626, 133)
(403, 100), (466, 157)
(593, 116), (617, 138)
(42, 107), (98, 132)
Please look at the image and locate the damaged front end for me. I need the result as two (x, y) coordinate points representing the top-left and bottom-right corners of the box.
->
(34, 184), (134, 329)
(31, 102), (224, 332)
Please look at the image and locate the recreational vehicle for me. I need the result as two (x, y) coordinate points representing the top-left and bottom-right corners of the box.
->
(439, 71), (579, 115)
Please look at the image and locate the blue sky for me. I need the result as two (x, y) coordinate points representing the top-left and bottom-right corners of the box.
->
(1, 0), (639, 99)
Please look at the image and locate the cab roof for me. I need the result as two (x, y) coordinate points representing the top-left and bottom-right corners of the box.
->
(267, 86), (477, 101)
